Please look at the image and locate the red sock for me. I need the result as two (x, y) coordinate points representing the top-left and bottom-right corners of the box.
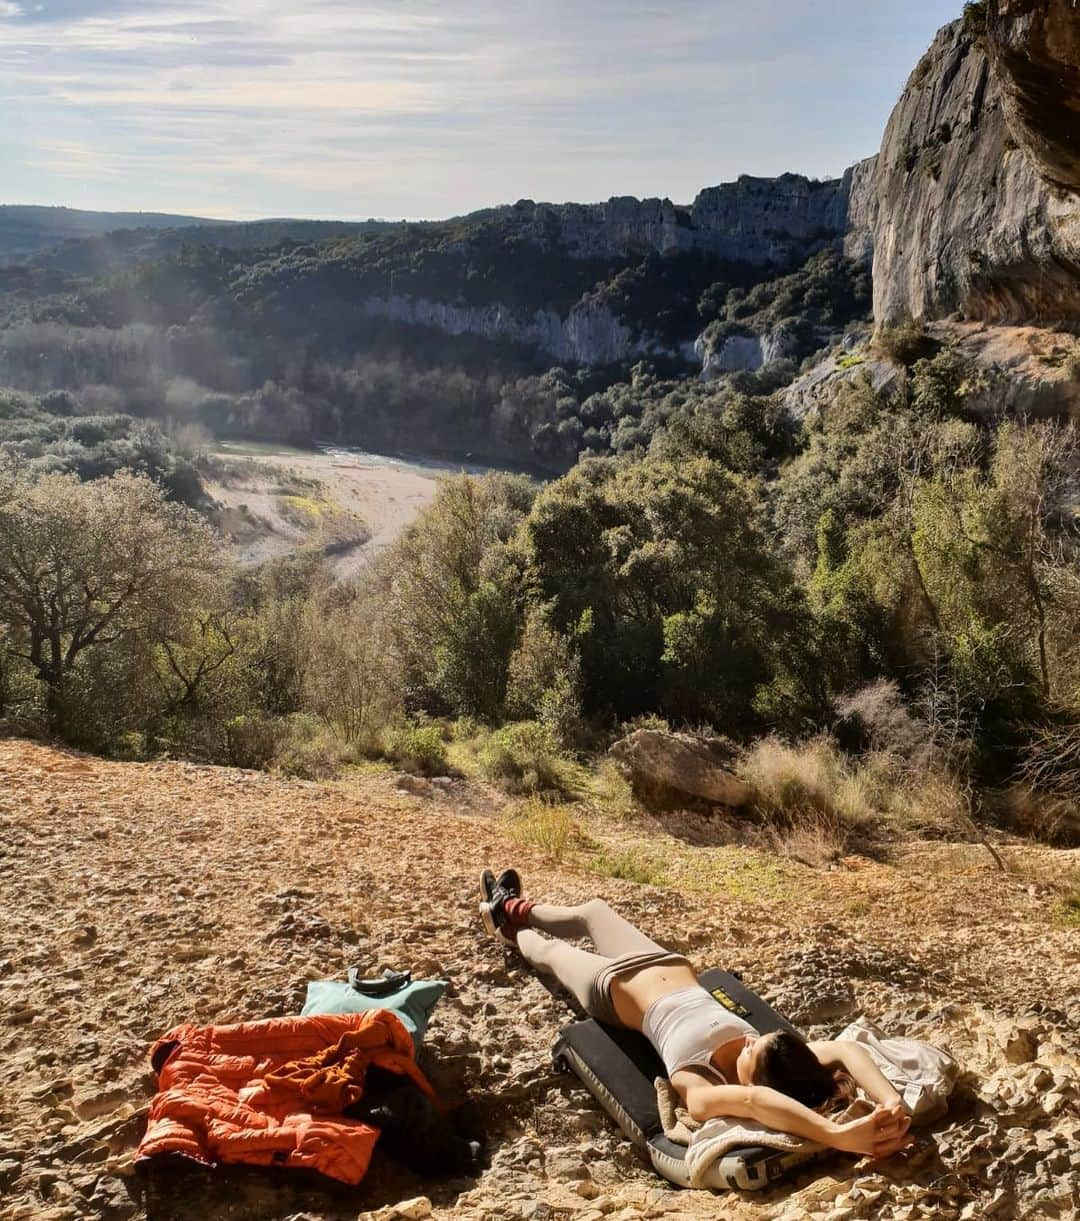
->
(502, 897), (534, 927)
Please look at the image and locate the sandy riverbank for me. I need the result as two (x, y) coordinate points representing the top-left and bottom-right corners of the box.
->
(203, 443), (491, 575)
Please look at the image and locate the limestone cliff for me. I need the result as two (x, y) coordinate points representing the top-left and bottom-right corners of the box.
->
(360, 293), (685, 366)
(847, 15), (1079, 325)
(986, 0), (1080, 191)
(357, 174), (855, 366)
(500, 172), (849, 266)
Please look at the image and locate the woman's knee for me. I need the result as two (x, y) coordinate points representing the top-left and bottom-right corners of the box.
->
(516, 929), (553, 966)
(582, 897), (614, 920)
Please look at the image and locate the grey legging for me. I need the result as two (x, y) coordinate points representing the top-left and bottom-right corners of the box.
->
(517, 899), (688, 1026)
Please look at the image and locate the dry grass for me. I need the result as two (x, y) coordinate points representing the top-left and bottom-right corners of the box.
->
(739, 735), (877, 829)
(504, 796), (575, 862)
(738, 734), (979, 847)
(585, 757), (638, 821)
(769, 810), (852, 868)
(998, 784), (1080, 847)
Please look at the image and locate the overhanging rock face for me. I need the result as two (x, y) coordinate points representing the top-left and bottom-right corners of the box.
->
(846, 17), (1080, 326)
(987, 0), (1080, 192)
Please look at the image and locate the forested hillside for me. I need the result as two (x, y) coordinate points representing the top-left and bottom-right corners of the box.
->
(0, 201), (869, 470)
(0, 8), (1076, 856)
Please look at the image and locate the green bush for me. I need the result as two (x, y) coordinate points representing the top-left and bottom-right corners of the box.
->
(478, 720), (570, 795)
(222, 712), (283, 770)
(387, 722), (448, 776)
(872, 319), (938, 367)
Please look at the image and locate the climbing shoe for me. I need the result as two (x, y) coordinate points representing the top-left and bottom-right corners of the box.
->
(478, 867), (523, 944)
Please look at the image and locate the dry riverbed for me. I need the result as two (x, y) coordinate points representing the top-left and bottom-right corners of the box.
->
(202, 443), (482, 575)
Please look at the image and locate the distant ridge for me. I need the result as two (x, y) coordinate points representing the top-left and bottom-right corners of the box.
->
(0, 204), (409, 267)
(0, 204), (230, 262)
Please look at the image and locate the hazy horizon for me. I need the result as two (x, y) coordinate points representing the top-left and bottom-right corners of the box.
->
(3, 1), (961, 223)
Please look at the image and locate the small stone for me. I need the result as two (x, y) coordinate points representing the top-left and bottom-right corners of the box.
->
(1001, 1024), (1039, 1065)
(395, 1198), (432, 1221)
(395, 774), (434, 797)
(545, 1148), (589, 1181)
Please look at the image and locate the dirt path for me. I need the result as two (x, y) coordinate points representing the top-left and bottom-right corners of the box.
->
(0, 739), (1077, 1220)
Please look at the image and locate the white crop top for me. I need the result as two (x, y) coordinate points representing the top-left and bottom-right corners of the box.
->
(642, 985), (756, 1079)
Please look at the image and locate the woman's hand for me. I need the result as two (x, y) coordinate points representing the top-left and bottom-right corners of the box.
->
(832, 1103), (912, 1159)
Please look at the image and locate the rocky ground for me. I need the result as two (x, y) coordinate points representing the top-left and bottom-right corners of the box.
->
(0, 738), (1077, 1221)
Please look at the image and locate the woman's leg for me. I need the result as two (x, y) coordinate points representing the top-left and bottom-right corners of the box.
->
(515, 929), (612, 1015)
(526, 898), (668, 958)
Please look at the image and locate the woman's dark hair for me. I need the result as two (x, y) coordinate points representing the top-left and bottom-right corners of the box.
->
(753, 1031), (839, 1110)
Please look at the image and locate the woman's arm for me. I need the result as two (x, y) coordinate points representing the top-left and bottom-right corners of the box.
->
(808, 1041), (905, 1109)
(670, 1071), (911, 1158)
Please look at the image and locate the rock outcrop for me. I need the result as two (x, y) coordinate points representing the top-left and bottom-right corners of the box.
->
(360, 293), (683, 366)
(608, 729), (751, 808)
(986, 0), (1080, 191)
(781, 321), (1080, 423)
(501, 173), (851, 266)
(695, 323), (806, 377)
(847, 17), (1080, 326)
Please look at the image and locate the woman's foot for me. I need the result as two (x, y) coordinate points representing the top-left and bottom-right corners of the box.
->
(478, 868), (523, 945)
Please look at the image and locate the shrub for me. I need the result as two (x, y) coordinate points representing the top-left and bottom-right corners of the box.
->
(223, 712), (283, 770)
(303, 601), (402, 747)
(872, 319), (937, 367)
(506, 607), (583, 748)
(739, 735), (874, 828)
(504, 797), (574, 862)
(273, 716), (361, 780)
(478, 720), (570, 795)
(387, 722), (448, 776)
(962, 1), (987, 43)
(835, 680), (933, 763)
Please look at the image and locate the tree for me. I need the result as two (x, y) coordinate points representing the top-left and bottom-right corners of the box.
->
(303, 600), (402, 744)
(383, 473), (536, 719)
(0, 469), (220, 733)
(524, 456), (817, 728)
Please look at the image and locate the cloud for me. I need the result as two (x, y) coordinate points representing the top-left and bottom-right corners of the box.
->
(0, 0), (962, 219)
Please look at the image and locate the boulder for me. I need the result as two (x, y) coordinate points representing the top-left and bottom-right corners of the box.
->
(608, 730), (751, 808)
(394, 773), (434, 797)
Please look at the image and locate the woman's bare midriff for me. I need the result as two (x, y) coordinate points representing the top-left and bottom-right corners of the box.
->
(610, 959), (745, 1082)
(609, 959), (701, 1029)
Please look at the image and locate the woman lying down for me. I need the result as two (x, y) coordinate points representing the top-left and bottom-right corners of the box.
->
(479, 869), (913, 1160)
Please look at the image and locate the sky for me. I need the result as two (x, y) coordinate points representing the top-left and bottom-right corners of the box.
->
(0, 1), (962, 221)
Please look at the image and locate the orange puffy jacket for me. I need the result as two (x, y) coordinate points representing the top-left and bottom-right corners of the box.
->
(138, 1009), (436, 1185)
